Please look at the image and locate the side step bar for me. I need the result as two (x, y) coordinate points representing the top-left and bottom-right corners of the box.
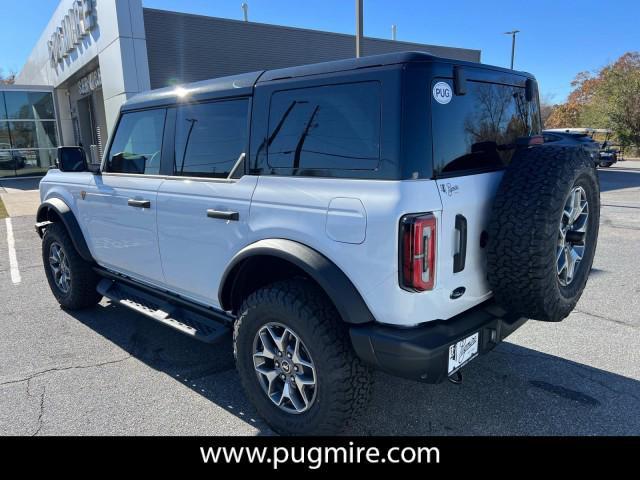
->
(96, 277), (231, 344)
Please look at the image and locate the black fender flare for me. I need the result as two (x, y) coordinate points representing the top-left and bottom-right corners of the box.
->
(219, 239), (375, 325)
(36, 198), (94, 263)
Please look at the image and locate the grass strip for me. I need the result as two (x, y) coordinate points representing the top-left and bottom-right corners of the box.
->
(0, 196), (9, 219)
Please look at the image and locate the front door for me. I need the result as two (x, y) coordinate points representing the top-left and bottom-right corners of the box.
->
(78, 107), (168, 285)
(156, 98), (255, 307)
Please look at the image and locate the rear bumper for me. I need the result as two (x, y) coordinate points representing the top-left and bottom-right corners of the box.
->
(349, 299), (527, 383)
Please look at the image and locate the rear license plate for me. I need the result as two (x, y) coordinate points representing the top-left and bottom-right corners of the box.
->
(448, 332), (479, 374)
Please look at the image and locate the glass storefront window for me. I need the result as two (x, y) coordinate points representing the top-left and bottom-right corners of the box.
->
(0, 90), (58, 177)
(7, 121), (58, 149)
(0, 122), (9, 146)
(0, 148), (57, 177)
(39, 148), (58, 168)
(0, 151), (18, 177)
(2, 91), (56, 120)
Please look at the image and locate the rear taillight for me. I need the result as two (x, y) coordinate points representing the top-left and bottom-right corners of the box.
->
(400, 213), (436, 291)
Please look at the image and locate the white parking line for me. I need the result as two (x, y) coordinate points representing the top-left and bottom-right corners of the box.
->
(5, 217), (21, 284)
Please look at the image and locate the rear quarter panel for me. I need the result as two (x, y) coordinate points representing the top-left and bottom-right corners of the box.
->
(249, 177), (462, 326)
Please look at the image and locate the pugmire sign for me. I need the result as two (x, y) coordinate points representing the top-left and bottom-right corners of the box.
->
(47, 0), (97, 67)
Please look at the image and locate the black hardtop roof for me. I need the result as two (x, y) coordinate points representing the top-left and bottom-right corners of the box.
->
(121, 70), (263, 111)
(122, 51), (535, 111)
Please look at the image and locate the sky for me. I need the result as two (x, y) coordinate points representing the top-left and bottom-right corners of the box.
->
(1, 0), (638, 103)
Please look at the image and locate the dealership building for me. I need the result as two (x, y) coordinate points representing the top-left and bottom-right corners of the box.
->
(6, 0), (480, 177)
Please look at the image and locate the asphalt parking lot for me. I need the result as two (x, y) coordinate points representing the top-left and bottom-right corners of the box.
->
(1, 163), (639, 436)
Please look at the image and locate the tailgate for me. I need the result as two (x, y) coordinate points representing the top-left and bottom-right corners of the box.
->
(435, 171), (503, 303)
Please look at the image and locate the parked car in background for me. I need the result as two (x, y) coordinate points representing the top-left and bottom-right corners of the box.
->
(0, 143), (27, 170)
(598, 141), (619, 167)
(544, 128), (619, 168)
(542, 130), (600, 166)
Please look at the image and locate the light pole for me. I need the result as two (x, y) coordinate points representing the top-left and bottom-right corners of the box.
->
(504, 30), (520, 69)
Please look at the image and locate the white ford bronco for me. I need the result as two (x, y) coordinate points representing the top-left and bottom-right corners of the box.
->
(36, 52), (599, 435)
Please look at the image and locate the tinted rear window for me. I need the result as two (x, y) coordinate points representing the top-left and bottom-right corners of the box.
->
(267, 82), (381, 172)
(432, 80), (541, 176)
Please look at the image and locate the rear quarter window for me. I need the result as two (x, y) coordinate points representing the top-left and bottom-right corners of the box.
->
(267, 82), (381, 173)
(432, 80), (541, 176)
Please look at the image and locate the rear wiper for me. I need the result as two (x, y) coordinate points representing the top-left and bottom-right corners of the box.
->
(471, 136), (543, 154)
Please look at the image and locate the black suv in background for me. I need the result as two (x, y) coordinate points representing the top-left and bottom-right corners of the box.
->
(542, 130), (601, 166)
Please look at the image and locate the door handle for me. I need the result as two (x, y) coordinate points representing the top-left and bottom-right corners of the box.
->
(453, 214), (467, 273)
(207, 209), (239, 221)
(128, 199), (151, 208)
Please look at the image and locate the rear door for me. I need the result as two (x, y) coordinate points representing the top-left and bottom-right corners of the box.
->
(155, 98), (256, 307)
(431, 79), (540, 302)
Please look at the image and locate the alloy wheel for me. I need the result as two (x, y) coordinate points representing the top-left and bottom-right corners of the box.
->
(557, 186), (589, 286)
(49, 242), (71, 293)
(252, 322), (317, 414)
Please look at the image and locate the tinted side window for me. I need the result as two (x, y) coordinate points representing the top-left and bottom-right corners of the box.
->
(174, 99), (248, 178)
(107, 109), (166, 175)
(267, 82), (380, 172)
(432, 80), (541, 175)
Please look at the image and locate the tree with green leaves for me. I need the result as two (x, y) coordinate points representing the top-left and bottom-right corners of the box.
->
(598, 53), (640, 146)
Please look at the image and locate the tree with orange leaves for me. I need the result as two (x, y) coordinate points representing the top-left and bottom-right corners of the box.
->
(545, 52), (640, 146)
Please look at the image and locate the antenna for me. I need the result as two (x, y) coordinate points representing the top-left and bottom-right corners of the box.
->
(242, 3), (249, 22)
(391, 24), (397, 40)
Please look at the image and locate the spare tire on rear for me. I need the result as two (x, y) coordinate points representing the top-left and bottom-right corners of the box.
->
(487, 145), (600, 322)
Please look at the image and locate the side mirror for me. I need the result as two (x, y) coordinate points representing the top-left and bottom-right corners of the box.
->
(57, 147), (88, 172)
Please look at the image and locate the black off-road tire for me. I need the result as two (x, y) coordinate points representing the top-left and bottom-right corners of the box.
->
(233, 279), (372, 435)
(599, 162), (612, 168)
(42, 223), (102, 310)
(487, 146), (600, 322)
